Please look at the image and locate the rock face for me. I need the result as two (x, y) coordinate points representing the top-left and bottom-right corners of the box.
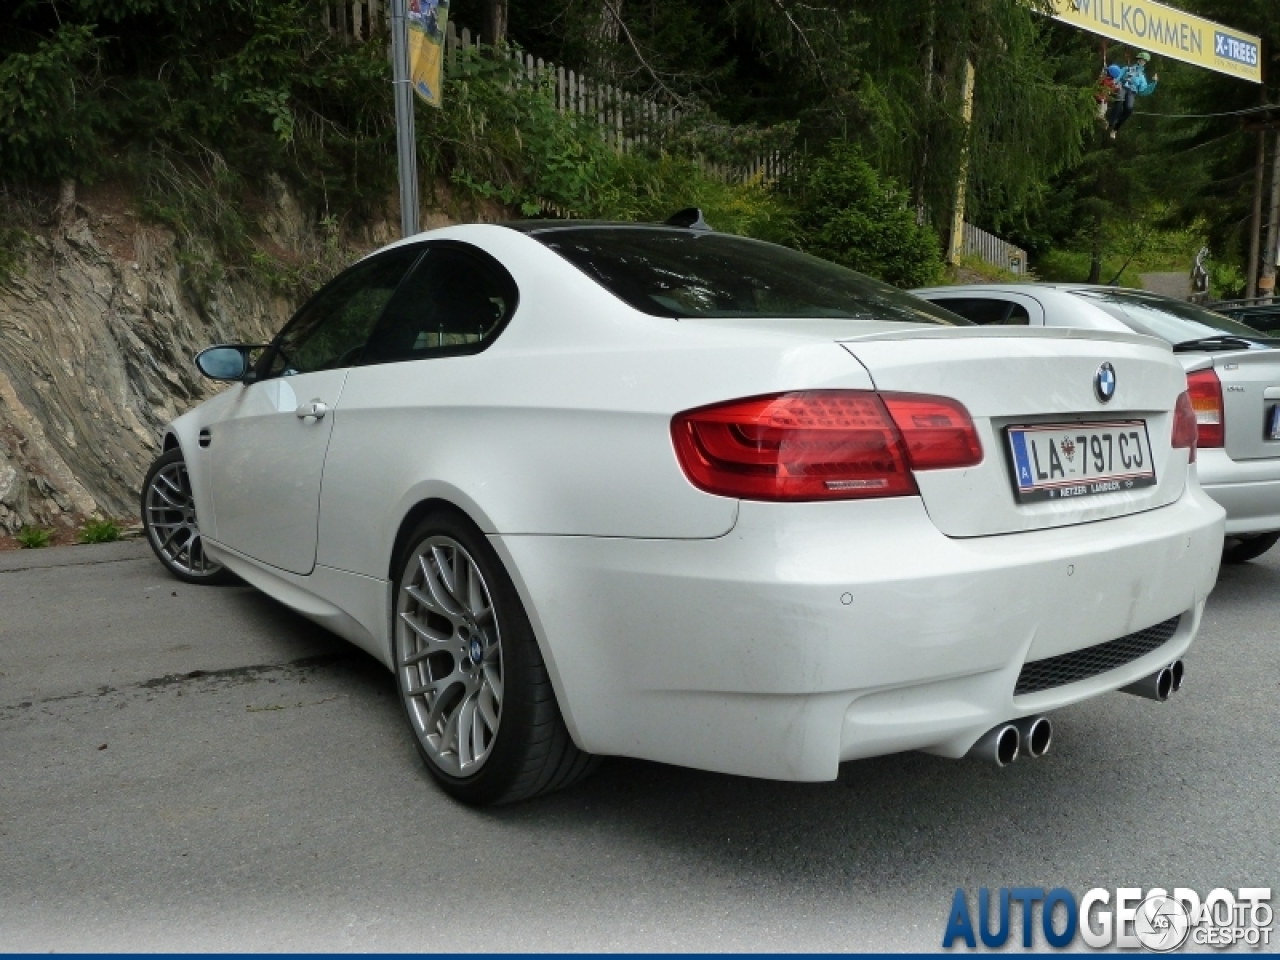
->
(0, 183), (379, 536)
(0, 175), (502, 537)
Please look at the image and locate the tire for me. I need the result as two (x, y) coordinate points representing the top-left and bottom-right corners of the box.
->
(1222, 531), (1280, 565)
(140, 448), (234, 585)
(392, 511), (598, 805)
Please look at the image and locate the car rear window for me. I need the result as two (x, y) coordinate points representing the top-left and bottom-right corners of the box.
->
(532, 227), (968, 325)
(1069, 289), (1268, 344)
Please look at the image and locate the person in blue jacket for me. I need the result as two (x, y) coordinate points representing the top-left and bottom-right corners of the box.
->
(1108, 52), (1158, 138)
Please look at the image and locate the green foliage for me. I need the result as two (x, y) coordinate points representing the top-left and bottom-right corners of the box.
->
(1209, 262), (1245, 301)
(0, 23), (110, 183)
(429, 51), (794, 241)
(0, 224), (28, 286)
(0, 0), (398, 293)
(790, 144), (943, 287)
(16, 525), (53, 549)
(79, 518), (122, 543)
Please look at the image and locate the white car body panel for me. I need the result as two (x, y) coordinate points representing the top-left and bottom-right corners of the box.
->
(157, 228), (1226, 783)
(836, 332), (1187, 537)
(207, 368), (348, 575)
(916, 283), (1280, 539)
(494, 485), (1219, 780)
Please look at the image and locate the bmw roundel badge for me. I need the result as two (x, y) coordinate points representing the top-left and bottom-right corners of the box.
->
(1094, 362), (1117, 403)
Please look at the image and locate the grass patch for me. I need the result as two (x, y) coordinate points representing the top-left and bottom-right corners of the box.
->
(1035, 249), (1145, 289)
(79, 518), (121, 544)
(16, 525), (52, 549)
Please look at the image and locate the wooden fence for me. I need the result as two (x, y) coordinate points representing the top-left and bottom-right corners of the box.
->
(959, 221), (1027, 276)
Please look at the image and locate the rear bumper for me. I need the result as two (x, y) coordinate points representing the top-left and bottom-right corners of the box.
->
(493, 482), (1224, 782)
(1197, 449), (1280, 536)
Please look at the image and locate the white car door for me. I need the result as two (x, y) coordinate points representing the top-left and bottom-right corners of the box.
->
(207, 244), (424, 574)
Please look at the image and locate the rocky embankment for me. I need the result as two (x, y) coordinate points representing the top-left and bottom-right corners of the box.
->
(0, 181), (396, 538)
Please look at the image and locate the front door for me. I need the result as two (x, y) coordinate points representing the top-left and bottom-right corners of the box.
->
(207, 245), (423, 574)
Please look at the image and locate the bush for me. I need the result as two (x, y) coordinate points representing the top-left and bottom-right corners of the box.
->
(80, 518), (121, 544)
(431, 52), (793, 241)
(16, 525), (52, 549)
(791, 143), (943, 288)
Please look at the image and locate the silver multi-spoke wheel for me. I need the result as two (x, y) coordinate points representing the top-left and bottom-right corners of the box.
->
(397, 535), (504, 777)
(143, 456), (223, 580)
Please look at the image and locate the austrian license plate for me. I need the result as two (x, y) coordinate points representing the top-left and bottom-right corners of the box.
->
(1007, 421), (1156, 503)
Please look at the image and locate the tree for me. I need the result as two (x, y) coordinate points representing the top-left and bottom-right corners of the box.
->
(793, 143), (944, 287)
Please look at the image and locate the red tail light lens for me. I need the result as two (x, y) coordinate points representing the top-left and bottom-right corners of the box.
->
(1186, 368), (1224, 448)
(1171, 390), (1198, 463)
(881, 393), (984, 470)
(671, 390), (982, 501)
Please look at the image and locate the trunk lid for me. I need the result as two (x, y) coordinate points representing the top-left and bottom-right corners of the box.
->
(839, 327), (1189, 538)
(1185, 349), (1280, 462)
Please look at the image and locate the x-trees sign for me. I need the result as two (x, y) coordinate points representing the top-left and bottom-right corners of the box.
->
(1049, 0), (1262, 83)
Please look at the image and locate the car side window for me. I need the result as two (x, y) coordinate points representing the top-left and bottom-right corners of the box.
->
(359, 244), (518, 366)
(933, 297), (1029, 326)
(260, 246), (424, 378)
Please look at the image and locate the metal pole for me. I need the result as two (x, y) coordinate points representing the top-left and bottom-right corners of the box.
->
(390, 0), (420, 237)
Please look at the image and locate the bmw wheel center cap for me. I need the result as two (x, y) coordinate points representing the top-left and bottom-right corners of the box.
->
(1095, 362), (1117, 403)
(469, 638), (484, 665)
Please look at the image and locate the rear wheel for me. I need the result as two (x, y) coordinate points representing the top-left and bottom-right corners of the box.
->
(1222, 532), (1280, 565)
(140, 449), (232, 585)
(392, 511), (598, 805)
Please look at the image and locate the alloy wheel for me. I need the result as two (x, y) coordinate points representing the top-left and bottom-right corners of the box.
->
(396, 536), (504, 777)
(144, 459), (223, 579)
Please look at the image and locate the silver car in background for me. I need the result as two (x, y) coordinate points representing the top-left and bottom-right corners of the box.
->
(913, 284), (1280, 563)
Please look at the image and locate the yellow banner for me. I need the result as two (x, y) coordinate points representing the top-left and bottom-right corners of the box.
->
(408, 0), (449, 107)
(1049, 0), (1262, 83)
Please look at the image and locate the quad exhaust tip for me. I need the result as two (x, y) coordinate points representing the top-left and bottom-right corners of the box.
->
(1121, 659), (1184, 702)
(969, 716), (1053, 766)
(1015, 715), (1053, 758)
(969, 723), (1021, 767)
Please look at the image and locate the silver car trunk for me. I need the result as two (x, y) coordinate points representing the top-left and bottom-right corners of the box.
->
(839, 327), (1190, 538)
(1204, 348), (1280, 461)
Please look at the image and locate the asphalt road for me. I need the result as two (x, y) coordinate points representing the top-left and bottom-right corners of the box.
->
(1, 539), (1277, 951)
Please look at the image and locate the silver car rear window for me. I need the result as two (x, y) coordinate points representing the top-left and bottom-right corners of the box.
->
(1070, 289), (1267, 344)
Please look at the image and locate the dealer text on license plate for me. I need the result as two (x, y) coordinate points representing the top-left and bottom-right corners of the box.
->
(1007, 421), (1156, 503)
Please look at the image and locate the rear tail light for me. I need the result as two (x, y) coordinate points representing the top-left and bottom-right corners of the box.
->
(1186, 368), (1224, 448)
(670, 390), (982, 501)
(1171, 390), (1198, 463)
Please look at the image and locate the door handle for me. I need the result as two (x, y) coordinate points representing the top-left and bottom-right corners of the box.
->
(295, 400), (328, 420)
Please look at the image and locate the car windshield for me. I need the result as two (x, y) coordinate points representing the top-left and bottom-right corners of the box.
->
(533, 227), (968, 325)
(1069, 289), (1272, 347)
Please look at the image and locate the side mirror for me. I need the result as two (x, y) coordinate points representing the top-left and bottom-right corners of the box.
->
(194, 344), (261, 382)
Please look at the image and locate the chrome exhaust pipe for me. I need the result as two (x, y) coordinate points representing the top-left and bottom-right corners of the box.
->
(1121, 664), (1174, 702)
(1170, 659), (1185, 693)
(1014, 716), (1052, 758)
(968, 723), (1020, 767)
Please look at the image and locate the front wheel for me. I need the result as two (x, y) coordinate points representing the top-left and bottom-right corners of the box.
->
(1222, 532), (1280, 565)
(393, 511), (598, 805)
(140, 449), (232, 585)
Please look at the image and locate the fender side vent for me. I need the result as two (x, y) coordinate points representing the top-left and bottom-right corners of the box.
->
(1014, 616), (1181, 696)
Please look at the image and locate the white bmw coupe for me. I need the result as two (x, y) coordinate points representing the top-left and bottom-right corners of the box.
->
(142, 217), (1225, 805)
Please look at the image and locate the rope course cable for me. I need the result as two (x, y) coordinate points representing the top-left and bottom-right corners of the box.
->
(1134, 104), (1275, 120)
